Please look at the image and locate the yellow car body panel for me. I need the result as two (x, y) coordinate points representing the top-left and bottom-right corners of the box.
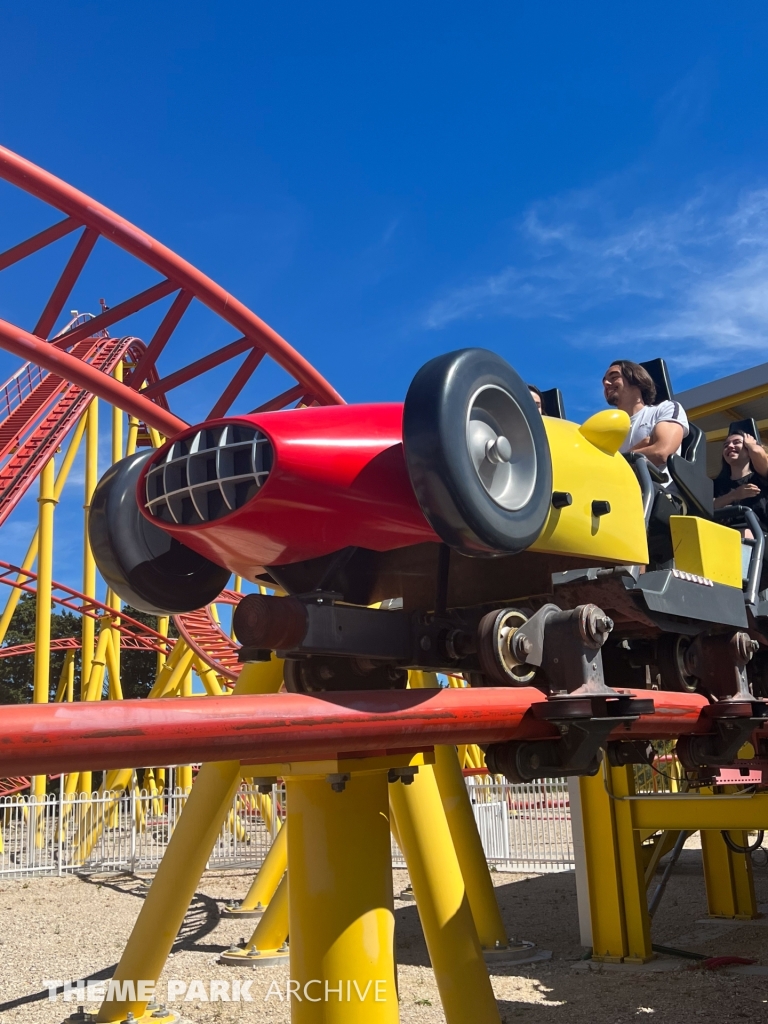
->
(530, 410), (649, 565)
(670, 516), (743, 589)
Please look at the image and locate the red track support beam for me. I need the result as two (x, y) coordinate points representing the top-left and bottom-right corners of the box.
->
(0, 688), (708, 778)
(33, 227), (99, 339)
(52, 279), (177, 349)
(0, 216), (81, 272)
(141, 336), (252, 398)
(251, 382), (309, 414)
(0, 146), (344, 406)
(207, 346), (266, 419)
(0, 317), (187, 436)
(125, 289), (193, 387)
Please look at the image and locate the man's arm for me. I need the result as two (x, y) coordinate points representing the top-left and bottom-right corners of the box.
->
(630, 421), (685, 467)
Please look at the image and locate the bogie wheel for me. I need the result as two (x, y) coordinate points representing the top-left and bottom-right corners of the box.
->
(283, 656), (409, 693)
(403, 348), (552, 556)
(656, 634), (699, 692)
(476, 607), (537, 685)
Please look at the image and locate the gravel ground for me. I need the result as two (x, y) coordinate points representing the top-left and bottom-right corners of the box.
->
(1, 856), (767, 1024)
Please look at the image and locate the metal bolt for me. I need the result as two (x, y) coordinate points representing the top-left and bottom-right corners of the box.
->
(485, 435), (513, 464)
(278, 941), (289, 951)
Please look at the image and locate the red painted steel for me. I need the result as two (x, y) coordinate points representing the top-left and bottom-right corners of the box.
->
(138, 404), (438, 577)
(0, 560), (174, 656)
(173, 589), (243, 682)
(33, 227), (99, 338)
(0, 216), (79, 272)
(0, 335), (144, 526)
(0, 317), (187, 437)
(0, 687), (710, 778)
(0, 145), (344, 408)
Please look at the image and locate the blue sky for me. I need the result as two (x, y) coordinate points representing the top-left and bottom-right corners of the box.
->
(2, 2), (768, 591)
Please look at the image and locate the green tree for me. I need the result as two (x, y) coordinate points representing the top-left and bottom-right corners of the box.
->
(119, 605), (178, 700)
(0, 596), (177, 703)
(0, 593), (81, 704)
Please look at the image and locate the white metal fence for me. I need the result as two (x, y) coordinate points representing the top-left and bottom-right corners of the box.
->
(0, 781), (281, 879)
(1, 775), (573, 880)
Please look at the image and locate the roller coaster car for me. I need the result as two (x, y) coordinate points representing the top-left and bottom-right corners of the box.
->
(89, 348), (763, 705)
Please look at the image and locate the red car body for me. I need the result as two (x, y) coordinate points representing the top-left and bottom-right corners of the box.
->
(137, 403), (440, 580)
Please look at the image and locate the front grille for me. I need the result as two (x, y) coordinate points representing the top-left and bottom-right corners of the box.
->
(144, 424), (273, 525)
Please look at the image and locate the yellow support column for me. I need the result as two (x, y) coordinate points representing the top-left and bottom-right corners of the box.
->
(389, 768), (500, 1024)
(408, 672), (508, 950)
(30, 458), (56, 807)
(176, 667), (194, 792)
(80, 399), (99, 798)
(578, 769), (627, 962)
(96, 658), (284, 1024)
(223, 821), (287, 917)
(701, 829), (758, 919)
(221, 873), (290, 964)
(287, 771), (399, 1024)
(432, 745), (508, 949)
(607, 764), (653, 963)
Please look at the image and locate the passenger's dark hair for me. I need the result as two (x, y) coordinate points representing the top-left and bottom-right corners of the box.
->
(607, 360), (657, 406)
(527, 384), (542, 401)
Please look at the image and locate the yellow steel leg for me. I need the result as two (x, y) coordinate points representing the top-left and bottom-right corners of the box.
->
(389, 768), (500, 1024)
(433, 745), (508, 949)
(578, 769), (627, 962)
(221, 873), (290, 965)
(408, 672), (507, 949)
(607, 764), (653, 962)
(96, 658), (284, 1023)
(80, 399), (99, 798)
(287, 771), (399, 1023)
(223, 822), (287, 917)
(701, 830), (758, 919)
(31, 458), (56, 821)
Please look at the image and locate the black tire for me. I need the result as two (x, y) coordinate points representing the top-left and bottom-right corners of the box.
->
(89, 450), (231, 615)
(403, 349), (552, 555)
(656, 635), (698, 693)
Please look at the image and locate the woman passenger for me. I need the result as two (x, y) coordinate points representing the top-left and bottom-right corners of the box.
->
(713, 430), (768, 529)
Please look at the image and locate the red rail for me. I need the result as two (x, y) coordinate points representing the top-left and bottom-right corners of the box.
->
(173, 589), (242, 682)
(0, 145), (343, 424)
(0, 688), (708, 778)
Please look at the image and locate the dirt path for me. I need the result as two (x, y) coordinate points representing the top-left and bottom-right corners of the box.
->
(1, 855), (767, 1023)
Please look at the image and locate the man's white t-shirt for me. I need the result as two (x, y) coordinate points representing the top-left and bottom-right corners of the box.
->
(619, 401), (689, 487)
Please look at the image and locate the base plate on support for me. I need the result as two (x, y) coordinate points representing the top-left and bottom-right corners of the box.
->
(219, 943), (290, 967)
(483, 941), (552, 967)
(62, 1007), (178, 1023)
(220, 902), (266, 919)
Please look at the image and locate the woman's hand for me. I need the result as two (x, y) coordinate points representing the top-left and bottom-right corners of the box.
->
(742, 434), (768, 477)
(743, 433), (761, 452)
(729, 483), (761, 501)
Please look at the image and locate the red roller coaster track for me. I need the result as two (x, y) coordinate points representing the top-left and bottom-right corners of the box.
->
(0, 147), (347, 729)
(0, 144), (343, 437)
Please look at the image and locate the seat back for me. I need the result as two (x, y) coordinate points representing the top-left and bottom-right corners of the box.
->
(640, 358), (673, 404)
(668, 423), (713, 519)
(540, 387), (566, 419)
(728, 417), (762, 444)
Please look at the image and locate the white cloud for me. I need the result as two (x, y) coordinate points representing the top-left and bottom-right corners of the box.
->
(424, 183), (768, 372)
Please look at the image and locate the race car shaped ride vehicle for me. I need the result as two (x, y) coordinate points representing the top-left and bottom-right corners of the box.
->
(90, 347), (759, 706)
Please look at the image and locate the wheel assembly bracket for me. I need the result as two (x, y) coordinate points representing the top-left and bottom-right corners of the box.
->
(486, 692), (655, 782)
